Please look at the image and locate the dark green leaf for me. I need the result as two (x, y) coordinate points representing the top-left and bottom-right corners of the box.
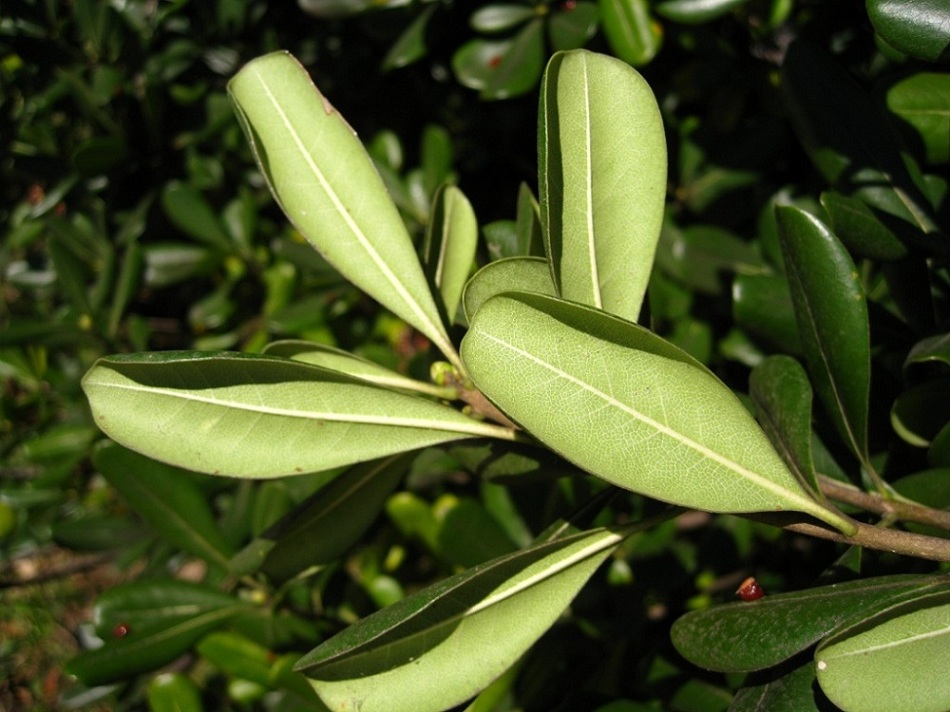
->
(890, 377), (950, 446)
(547, 2), (599, 52)
(515, 182), (545, 257)
(731, 273), (801, 354)
(776, 206), (872, 468)
(905, 332), (950, 369)
(143, 243), (217, 288)
(147, 672), (204, 712)
(866, 0), (950, 63)
(671, 573), (950, 672)
(161, 181), (231, 249)
(655, 0), (748, 24)
(452, 20), (545, 100)
(469, 5), (536, 33)
(657, 224), (766, 295)
(820, 191), (908, 261)
(597, 0), (662, 66)
(729, 660), (824, 712)
(382, 4), (437, 71)
(93, 441), (234, 568)
(750, 355), (820, 496)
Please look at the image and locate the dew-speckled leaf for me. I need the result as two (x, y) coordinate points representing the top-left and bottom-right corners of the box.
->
(887, 73), (950, 165)
(461, 292), (854, 531)
(82, 351), (514, 479)
(598, 0), (662, 67)
(866, 0), (950, 63)
(750, 355), (820, 496)
(462, 257), (557, 323)
(296, 526), (626, 712)
(254, 455), (413, 582)
(816, 592), (950, 712)
(671, 574), (950, 673)
(263, 340), (455, 398)
(776, 206), (871, 467)
(539, 50), (666, 322)
(425, 184), (478, 323)
(93, 441), (234, 568)
(227, 52), (458, 368)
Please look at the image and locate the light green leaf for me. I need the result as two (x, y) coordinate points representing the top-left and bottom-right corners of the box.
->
(887, 73), (950, 165)
(655, 0), (749, 24)
(263, 340), (456, 399)
(227, 52), (459, 369)
(147, 672), (204, 712)
(539, 50), (666, 322)
(462, 257), (557, 323)
(469, 4), (536, 33)
(461, 292), (856, 532)
(816, 593), (950, 712)
(424, 184), (478, 323)
(452, 21), (545, 100)
(776, 206), (872, 469)
(598, 0), (663, 66)
(82, 351), (516, 479)
(296, 526), (626, 712)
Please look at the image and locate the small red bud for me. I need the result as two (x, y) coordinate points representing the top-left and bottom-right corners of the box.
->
(113, 623), (131, 638)
(736, 577), (764, 601)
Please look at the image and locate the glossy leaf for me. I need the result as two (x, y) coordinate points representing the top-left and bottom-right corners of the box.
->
(905, 332), (950, 369)
(83, 351), (515, 479)
(866, 0), (950, 63)
(424, 184), (478, 323)
(781, 42), (940, 246)
(887, 73), (950, 165)
(249, 455), (413, 582)
(816, 593), (950, 712)
(462, 257), (556, 323)
(227, 52), (459, 368)
(452, 21), (545, 100)
(296, 526), (626, 712)
(749, 355), (820, 496)
(67, 580), (246, 686)
(263, 340), (455, 398)
(598, 0), (662, 67)
(469, 5), (535, 33)
(539, 50), (666, 322)
(655, 0), (748, 24)
(671, 574), (950, 673)
(820, 191), (908, 260)
(731, 273), (801, 354)
(93, 441), (234, 568)
(461, 292), (855, 531)
(147, 672), (204, 712)
(776, 206), (872, 467)
(547, 2), (599, 52)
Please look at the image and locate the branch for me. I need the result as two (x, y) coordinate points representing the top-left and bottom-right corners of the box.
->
(819, 475), (950, 531)
(747, 512), (950, 562)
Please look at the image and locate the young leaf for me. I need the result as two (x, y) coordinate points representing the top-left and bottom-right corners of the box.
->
(776, 206), (872, 470)
(461, 292), (856, 532)
(815, 593), (950, 712)
(462, 256), (557, 323)
(93, 441), (235, 568)
(295, 526), (626, 712)
(227, 52), (460, 369)
(82, 351), (516, 479)
(749, 355), (821, 497)
(671, 574), (949, 673)
(539, 50), (666, 322)
(424, 184), (478, 323)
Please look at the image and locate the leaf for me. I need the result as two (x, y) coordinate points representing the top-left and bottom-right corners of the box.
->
(161, 181), (231, 249)
(776, 206), (872, 468)
(657, 223), (767, 295)
(82, 351), (515, 479)
(597, 0), (662, 67)
(887, 73), (950, 165)
(227, 52), (459, 369)
(905, 332), (950, 369)
(461, 292), (855, 532)
(424, 184), (478, 323)
(462, 256), (557, 323)
(469, 4), (536, 33)
(732, 273), (801, 354)
(749, 355), (820, 496)
(781, 42), (940, 248)
(263, 340), (455, 398)
(452, 20), (545, 100)
(93, 441), (235, 568)
(654, 0), (749, 24)
(245, 455), (413, 582)
(147, 673), (204, 712)
(671, 574), (950, 673)
(382, 4), (437, 71)
(67, 579), (246, 686)
(815, 593), (950, 712)
(515, 182), (545, 257)
(866, 0), (950, 63)
(728, 660), (825, 712)
(539, 50), (666, 322)
(295, 526), (626, 712)
(820, 191), (908, 261)
(890, 377), (950, 447)
(547, 2), (599, 52)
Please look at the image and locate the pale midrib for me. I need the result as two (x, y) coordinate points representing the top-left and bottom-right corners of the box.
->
(252, 70), (451, 354)
(820, 620), (950, 659)
(581, 60), (602, 309)
(315, 531), (622, 670)
(479, 330), (821, 511)
(94, 379), (514, 440)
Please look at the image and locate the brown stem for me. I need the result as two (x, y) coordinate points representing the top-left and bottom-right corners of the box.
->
(819, 475), (950, 532)
(746, 512), (950, 562)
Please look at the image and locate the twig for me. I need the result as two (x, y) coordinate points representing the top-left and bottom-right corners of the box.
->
(819, 475), (950, 531)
